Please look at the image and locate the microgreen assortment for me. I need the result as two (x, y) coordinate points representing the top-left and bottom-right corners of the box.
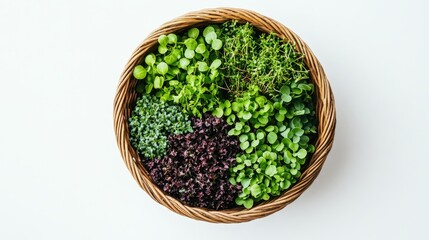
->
(129, 21), (317, 210)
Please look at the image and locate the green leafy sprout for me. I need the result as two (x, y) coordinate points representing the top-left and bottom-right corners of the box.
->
(132, 25), (225, 118)
(226, 84), (317, 209)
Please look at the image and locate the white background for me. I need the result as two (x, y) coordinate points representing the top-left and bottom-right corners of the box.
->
(1, 0), (428, 239)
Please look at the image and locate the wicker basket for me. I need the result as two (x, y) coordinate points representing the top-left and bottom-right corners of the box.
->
(114, 8), (336, 223)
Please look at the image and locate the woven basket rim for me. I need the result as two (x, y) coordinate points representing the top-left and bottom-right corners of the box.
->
(113, 7), (336, 223)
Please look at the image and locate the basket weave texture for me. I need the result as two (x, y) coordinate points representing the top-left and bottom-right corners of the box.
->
(114, 8), (336, 223)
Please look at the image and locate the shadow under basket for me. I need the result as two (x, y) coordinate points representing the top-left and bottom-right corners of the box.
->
(113, 7), (336, 223)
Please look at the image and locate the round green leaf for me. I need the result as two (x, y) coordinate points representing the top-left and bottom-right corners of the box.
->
(153, 76), (164, 89)
(293, 87), (303, 95)
(145, 83), (153, 94)
(275, 113), (285, 122)
(243, 198), (254, 209)
(274, 102), (281, 109)
(281, 94), (292, 102)
(256, 132), (265, 140)
(289, 142), (299, 152)
(204, 31), (217, 44)
(262, 104), (271, 113)
(275, 142), (284, 152)
(250, 184), (261, 197)
(239, 134), (248, 143)
(298, 83), (312, 91)
(171, 49), (181, 59)
(262, 193), (270, 201)
(187, 28), (199, 39)
(227, 128), (236, 136)
(243, 125), (251, 133)
(198, 62), (209, 72)
(265, 126), (275, 132)
(242, 178), (251, 188)
(224, 108), (232, 116)
(235, 122), (243, 131)
(294, 102), (305, 110)
(267, 132), (278, 144)
(184, 38), (197, 50)
(233, 129), (241, 136)
(296, 149), (307, 159)
(291, 118), (303, 128)
(263, 151), (271, 159)
(229, 177), (236, 185)
(294, 128), (304, 136)
(195, 44), (206, 54)
(251, 139), (260, 147)
(231, 102), (242, 112)
(248, 132), (256, 140)
(284, 180), (291, 189)
(133, 65), (147, 80)
(179, 58), (190, 69)
(258, 116), (269, 125)
(158, 34), (168, 46)
(300, 135), (310, 144)
(203, 26), (215, 37)
(240, 141), (250, 150)
(210, 59), (222, 69)
(158, 45), (168, 54)
(169, 67), (180, 75)
(223, 100), (231, 108)
(211, 39), (223, 50)
(242, 111), (252, 120)
(227, 114), (236, 125)
(243, 99), (251, 110)
(265, 165), (277, 177)
(244, 159), (252, 166)
(279, 108), (287, 115)
(280, 86), (290, 95)
(269, 152), (277, 160)
(212, 107), (224, 118)
(144, 54), (156, 66)
(292, 135), (300, 143)
(164, 54), (177, 65)
(255, 96), (267, 106)
(156, 62), (168, 75)
(184, 49), (195, 59)
(169, 80), (179, 86)
(167, 33), (177, 44)
(294, 110), (305, 115)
